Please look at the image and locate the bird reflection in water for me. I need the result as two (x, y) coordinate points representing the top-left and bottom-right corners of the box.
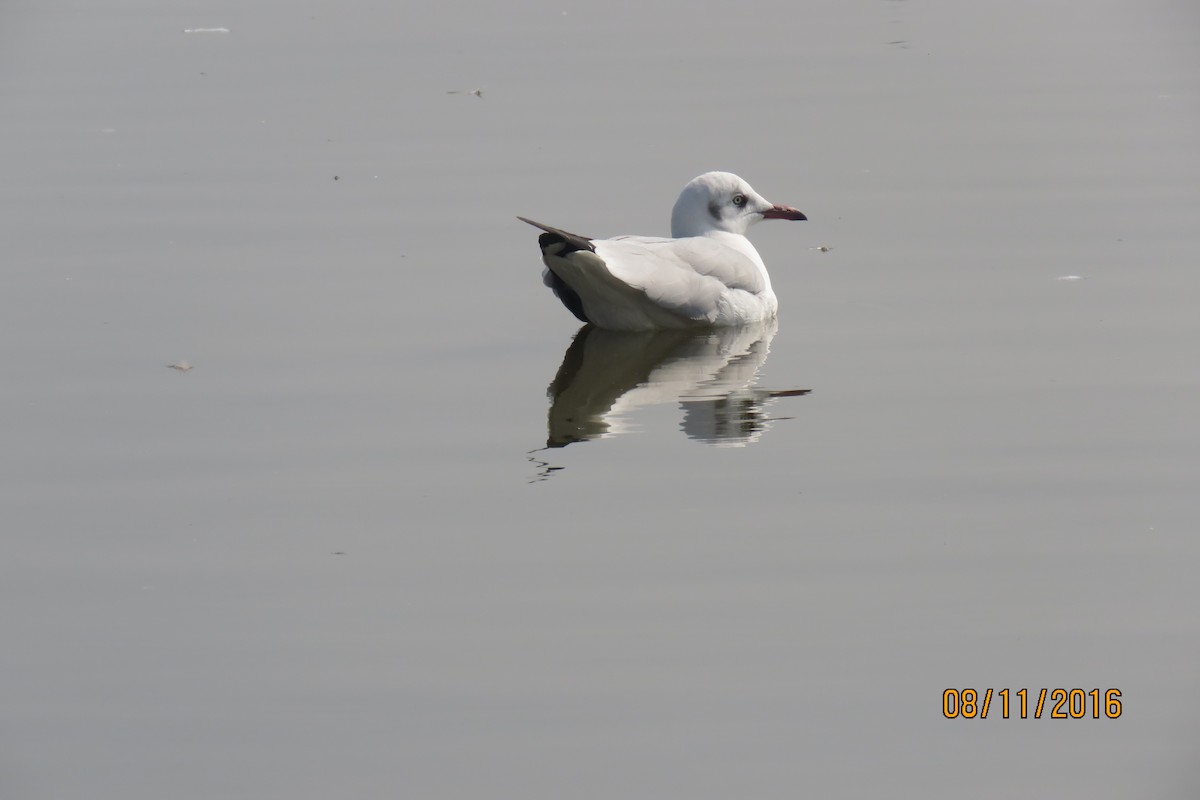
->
(529, 319), (809, 478)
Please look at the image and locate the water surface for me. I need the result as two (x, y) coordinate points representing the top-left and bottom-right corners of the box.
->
(3, 0), (1199, 797)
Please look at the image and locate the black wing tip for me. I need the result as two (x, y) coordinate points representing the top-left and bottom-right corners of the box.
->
(518, 216), (595, 254)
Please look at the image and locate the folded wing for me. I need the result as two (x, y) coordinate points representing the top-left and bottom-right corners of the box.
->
(520, 217), (769, 329)
(595, 236), (766, 321)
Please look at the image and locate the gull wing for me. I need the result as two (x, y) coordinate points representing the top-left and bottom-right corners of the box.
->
(594, 235), (766, 320)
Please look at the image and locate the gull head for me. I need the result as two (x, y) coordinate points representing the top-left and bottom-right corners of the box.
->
(670, 171), (806, 238)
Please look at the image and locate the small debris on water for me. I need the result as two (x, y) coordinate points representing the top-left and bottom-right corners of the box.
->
(167, 361), (193, 372)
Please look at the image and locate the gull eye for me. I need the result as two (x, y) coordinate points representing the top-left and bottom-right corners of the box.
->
(732, 193), (747, 207)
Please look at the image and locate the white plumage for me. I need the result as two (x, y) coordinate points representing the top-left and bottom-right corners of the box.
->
(520, 172), (806, 331)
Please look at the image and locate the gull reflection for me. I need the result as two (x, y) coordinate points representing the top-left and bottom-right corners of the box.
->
(542, 319), (809, 449)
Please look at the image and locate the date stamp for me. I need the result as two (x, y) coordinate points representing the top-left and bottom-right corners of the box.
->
(942, 688), (1122, 719)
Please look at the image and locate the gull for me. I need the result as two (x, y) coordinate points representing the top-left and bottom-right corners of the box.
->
(519, 171), (806, 331)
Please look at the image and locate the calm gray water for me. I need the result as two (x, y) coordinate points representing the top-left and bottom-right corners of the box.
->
(4, 0), (1199, 797)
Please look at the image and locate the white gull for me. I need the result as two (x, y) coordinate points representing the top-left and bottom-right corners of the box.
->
(519, 171), (806, 331)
